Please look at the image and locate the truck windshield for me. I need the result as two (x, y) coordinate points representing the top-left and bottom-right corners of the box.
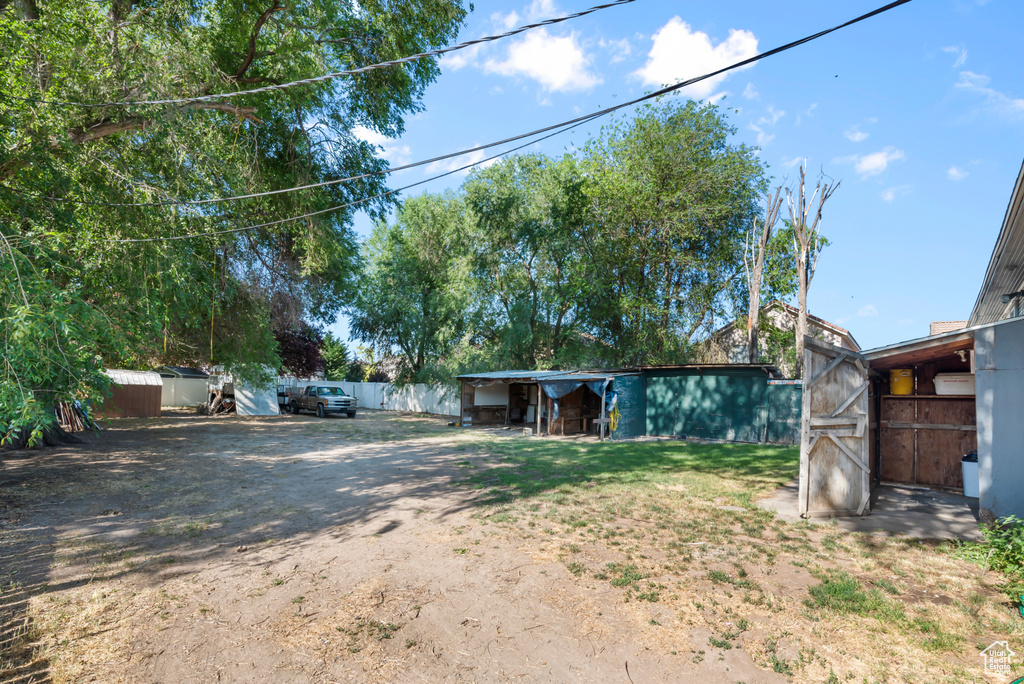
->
(317, 387), (343, 396)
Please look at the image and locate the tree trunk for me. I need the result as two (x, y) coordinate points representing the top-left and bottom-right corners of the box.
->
(746, 188), (782, 364)
(786, 165), (839, 379)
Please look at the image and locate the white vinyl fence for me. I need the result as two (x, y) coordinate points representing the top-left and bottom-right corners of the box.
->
(277, 379), (459, 416)
(161, 378), (210, 407)
(341, 382), (459, 416)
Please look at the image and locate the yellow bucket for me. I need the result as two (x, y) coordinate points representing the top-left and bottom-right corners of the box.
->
(890, 369), (913, 395)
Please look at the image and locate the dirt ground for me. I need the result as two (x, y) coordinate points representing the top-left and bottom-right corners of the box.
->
(0, 412), (782, 683)
(0, 411), (1015, 683)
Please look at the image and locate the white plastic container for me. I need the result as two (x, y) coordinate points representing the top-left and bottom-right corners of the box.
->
(934, 373), (976, 396)
(962, 460), (979, 498)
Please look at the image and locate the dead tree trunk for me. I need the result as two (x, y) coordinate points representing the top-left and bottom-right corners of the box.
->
(786, 164), (839, 378)
(745, 188), (783, 364)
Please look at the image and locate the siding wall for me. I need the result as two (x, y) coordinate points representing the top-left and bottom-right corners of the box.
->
(643, 369), (800, 445)
(976, 316), (1024, 520)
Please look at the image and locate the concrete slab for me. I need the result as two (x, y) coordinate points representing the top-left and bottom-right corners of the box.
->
(759, 480), (982, 541)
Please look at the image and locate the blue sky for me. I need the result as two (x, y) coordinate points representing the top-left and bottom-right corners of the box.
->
(329, 0), (1024, 354)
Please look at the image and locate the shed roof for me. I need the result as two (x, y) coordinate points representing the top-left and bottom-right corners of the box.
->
(105, 369), (163, 386)
(157, 365), (209, 379)
(458, 364), (777, 381)
(860, 316), (1024, 370)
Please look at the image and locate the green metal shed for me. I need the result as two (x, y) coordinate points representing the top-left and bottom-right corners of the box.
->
(640, 364), (785, 443)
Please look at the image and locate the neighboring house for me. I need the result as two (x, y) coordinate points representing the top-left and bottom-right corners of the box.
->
(708, 300), (860, 377)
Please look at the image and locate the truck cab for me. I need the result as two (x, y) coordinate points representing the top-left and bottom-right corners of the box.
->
(287, 385), (358, 418)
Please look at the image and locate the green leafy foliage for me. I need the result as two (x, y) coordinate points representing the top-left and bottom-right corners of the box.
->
(321, 333), (349, 382)
(0, 0), (468, 441)
(350, 97), (774, 383)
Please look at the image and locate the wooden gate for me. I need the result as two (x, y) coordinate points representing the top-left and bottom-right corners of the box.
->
(799, 337), (871, 517)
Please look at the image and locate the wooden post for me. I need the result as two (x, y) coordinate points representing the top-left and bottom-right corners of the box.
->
(459, 380), (466, 427)
(548, 396), (553, 436)
(599, 383), (607, 442)
(536, 384), (543, 436)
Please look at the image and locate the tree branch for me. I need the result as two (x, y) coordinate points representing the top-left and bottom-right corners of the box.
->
(68, 102), (261, 144)
(234, 1), (285, 81)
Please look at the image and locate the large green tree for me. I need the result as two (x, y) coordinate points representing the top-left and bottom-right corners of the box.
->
(348, 191), (475, 383)
(578, 97), (767, 365)
(0, 0), (467, 444)
(463, 153), (590, 369)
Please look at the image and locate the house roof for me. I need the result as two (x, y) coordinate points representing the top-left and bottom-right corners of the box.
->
(712, 300), (861, 351)
(970, 158), (1024, 326)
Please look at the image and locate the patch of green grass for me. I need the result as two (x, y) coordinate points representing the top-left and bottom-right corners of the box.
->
(566, 561), (586, 577)
(607, 562), (647, 588)
(806, 570), (906, 624)
(461, 437), (797, 506)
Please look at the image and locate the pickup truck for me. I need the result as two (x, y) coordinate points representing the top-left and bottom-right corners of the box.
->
(286, 385), (358, 418)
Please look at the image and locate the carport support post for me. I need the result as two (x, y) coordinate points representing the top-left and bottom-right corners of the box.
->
(599, 385), (607, 442)
(536, 384), (543, 436)
(459, 380), (466, 428)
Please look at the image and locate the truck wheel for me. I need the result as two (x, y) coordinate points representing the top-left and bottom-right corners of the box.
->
(289, 401), (298, 414)
(347, 412), (356, 418)
(316, 403), (325, 418)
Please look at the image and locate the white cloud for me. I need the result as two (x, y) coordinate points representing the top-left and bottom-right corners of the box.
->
(441, 41), (485, 71)
(955, 70), (1024, 119)
(599, 37), (632, 64)
(426, 148), (497, 177)
(948, 166), (969, 181)
(837, 146), (905, 178)
(352, 125), (412, 166)
(781, 156), (805, 169)
(747, 122), (772, 146)
(748, 106), (784, 146)
(942, 44), (967, 68)
(844, 126), (869, 143)
(742, 82), (760, 100)
(857, 304), (879, 317)
(880, 184), (911, 202)
(632, 18), (758, 99)
(484, 29), (601, 92)
(491, 10), (520, 30)
(526, 0), (558, 21)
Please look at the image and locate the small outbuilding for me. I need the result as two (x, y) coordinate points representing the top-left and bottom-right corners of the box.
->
(799, 158), (1024, 521)
(457, 364), (799, 444)
(96, 369), (163, 418)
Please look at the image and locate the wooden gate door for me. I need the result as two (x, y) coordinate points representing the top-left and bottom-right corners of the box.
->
(799, 337), (871, 517)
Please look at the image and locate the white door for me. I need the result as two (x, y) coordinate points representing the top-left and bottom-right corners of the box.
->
(799, 336), (871, 517)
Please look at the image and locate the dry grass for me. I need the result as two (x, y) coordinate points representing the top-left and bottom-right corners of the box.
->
(459, 432), (1022, 683)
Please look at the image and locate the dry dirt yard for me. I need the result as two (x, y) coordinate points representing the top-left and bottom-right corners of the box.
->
(0, 411), (1021, 683)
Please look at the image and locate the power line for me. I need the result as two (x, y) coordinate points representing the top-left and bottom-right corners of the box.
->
(8, 0), (913, 211)
(93, 113), (606, 243)
(4, 0), (636, 109)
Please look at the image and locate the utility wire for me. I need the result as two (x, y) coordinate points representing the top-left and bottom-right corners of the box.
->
(3, 0), (636, 109)
(8, 0), (913, 211)
(93, 112), (607, 243)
